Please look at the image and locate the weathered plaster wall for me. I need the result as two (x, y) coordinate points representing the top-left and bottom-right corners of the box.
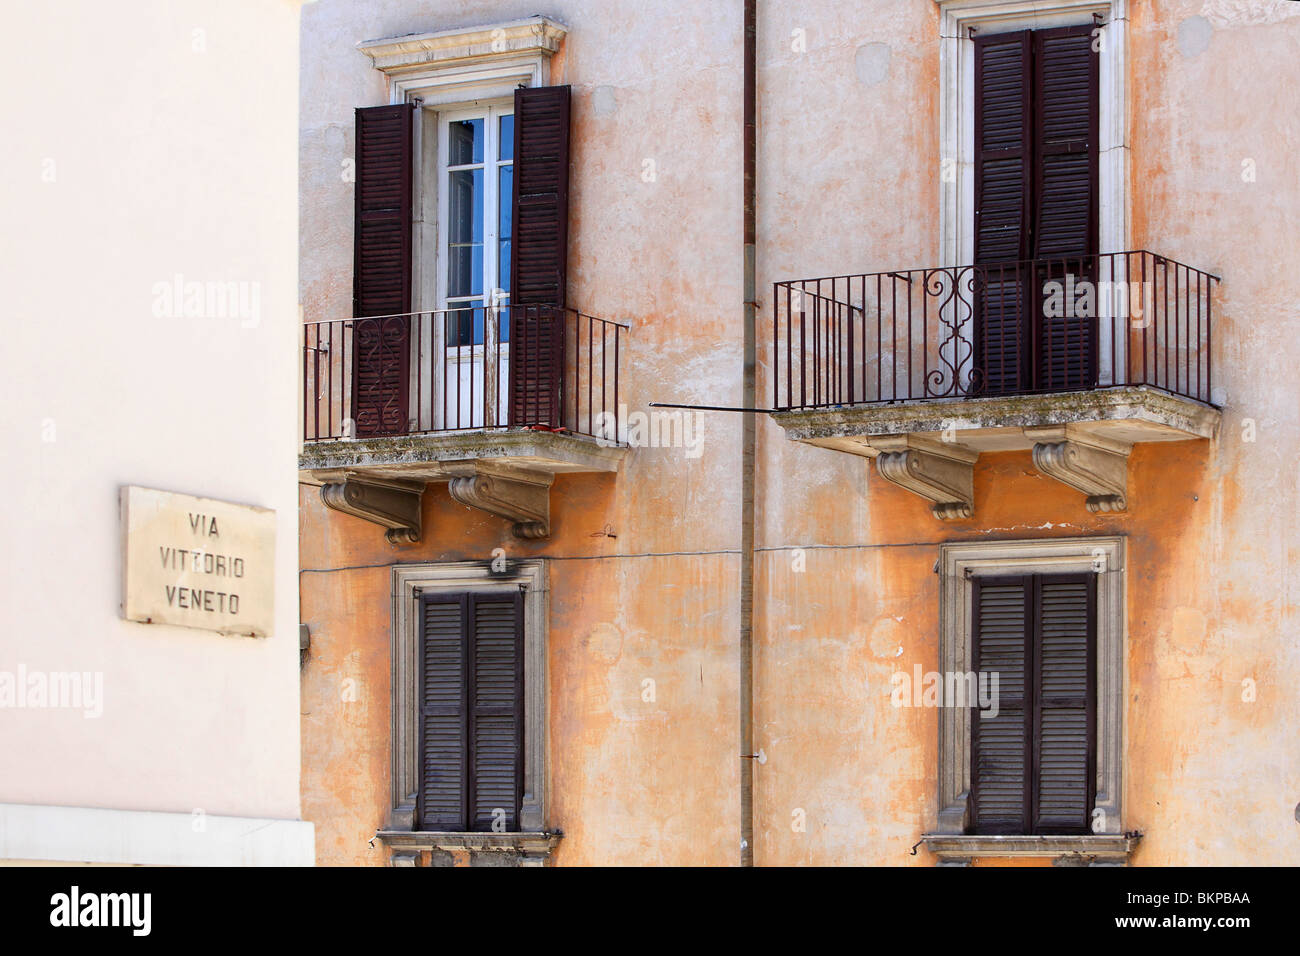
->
(300, 0), (1300, 865)
(300, 482), (739, 866)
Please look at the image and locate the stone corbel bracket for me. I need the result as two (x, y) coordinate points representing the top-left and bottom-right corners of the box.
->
(446, 463), (554, 539)
(320, 476), (424, 544)
(871, 436), (978, 520)
(1026, 426), (1131, 513)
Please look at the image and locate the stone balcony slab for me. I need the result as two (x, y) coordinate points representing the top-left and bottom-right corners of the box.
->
(771, 387), (1220, 518)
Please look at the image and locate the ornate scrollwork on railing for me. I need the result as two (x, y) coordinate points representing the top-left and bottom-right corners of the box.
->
(353, 316), (408, 436)
(924, 266), (977, 399)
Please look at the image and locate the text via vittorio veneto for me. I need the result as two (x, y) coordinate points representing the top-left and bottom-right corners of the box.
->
(160, 512), (246, 615)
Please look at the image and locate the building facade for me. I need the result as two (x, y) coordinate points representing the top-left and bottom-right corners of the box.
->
(298, 0), (1300, 865)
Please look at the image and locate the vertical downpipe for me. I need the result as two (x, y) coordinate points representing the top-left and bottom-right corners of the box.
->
(740, 0), (758, 868)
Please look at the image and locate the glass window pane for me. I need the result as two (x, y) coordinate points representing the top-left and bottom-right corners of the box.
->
(445, 300), (483, 347)
(498, 165), (513, 241)
(447, 168), (483, 298)
(498, 114), (515, 162)
(498, 164), (513, 297)
(447, 118), (483, 165)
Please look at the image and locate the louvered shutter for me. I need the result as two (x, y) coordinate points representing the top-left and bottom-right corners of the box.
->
(1033, 574), (1096, 833)
(1031, 26), (1099, 390)
(970, 573), (1096, 835)
(509, 85), (570, 427)
(973, 31), (1032, 395)
(352, 104), (414, 437)
(469, 594), (524, 831)
(971, 576), (1030, 834)
(418, 592), (524, 833)
(419, 595), (468, 830)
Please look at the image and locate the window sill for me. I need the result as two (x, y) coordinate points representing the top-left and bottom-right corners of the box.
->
(376, 829), (561, 866)
(921, 833), (1141, 866)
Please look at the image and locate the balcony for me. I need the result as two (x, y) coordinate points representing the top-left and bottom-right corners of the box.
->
(769, 251), (1221, 518)
(300, 304), (628, 540)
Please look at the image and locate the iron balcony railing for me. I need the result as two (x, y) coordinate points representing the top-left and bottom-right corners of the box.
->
(303, 304), (627, 442)
(772, 250), (1219, 411)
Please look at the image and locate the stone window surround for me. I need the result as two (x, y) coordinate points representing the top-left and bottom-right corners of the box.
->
(382, 560), (553, 863)
(357, 16), (567, 108)
(937, 0), (1128, 267)
(924, 535), (1129, 864)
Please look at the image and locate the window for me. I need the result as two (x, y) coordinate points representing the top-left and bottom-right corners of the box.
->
(937, 1), (1129, 399)
(438, 106), (514, 346)
(385, 561), (552, 854)
(350, 85), (571, 434)
(419, 591), (523, 831)
(973, 25), (1098, 394)
(931, 537), (1125, 853)
(970, 573), (1095, 835)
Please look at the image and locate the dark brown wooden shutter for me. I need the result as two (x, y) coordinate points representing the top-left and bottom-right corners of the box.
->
(971, 576), (1030, 834)
(509, 85), (570, 427)
(974, 27), (1098, 395)
(418, 592), (524, 832)
(973, 31), (1032, 395)
(1033, 574), (1096, 833)
(1031, 26), (1099, 390)
(419, 595), (468, 830)
(468, 594), (524, 831)
(970, 573), (1096, 835)
(352, 103), (414, 437)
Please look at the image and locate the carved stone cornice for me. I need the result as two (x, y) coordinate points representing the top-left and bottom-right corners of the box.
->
(319, 476), (424, 544)
(872, 436), (978, 520)
(357, 17), (567, 75)
(447, 465), (553, 538)
(1027, 426), (1131, 512)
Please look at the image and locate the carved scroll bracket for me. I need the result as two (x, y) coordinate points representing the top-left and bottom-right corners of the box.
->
(446, 464), (554, 539)
(320, 476), (424, 544)
(1026, 426), (1131, 513)
(871, 436), (978, 520)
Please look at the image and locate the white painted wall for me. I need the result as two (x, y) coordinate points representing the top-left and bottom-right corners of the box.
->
(0, 0), (311, 864)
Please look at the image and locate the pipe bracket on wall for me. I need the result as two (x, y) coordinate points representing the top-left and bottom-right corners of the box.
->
(320, 476), (424, 544)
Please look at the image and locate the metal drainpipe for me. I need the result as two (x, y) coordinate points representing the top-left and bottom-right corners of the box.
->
(739, 0), (757, 868)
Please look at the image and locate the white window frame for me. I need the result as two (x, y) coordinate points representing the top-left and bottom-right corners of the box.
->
(424, 102), (514, 430)
(436, 101), (514, 329)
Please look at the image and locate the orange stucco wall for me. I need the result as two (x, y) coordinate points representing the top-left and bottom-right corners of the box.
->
(299, 0), (1300, 865)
